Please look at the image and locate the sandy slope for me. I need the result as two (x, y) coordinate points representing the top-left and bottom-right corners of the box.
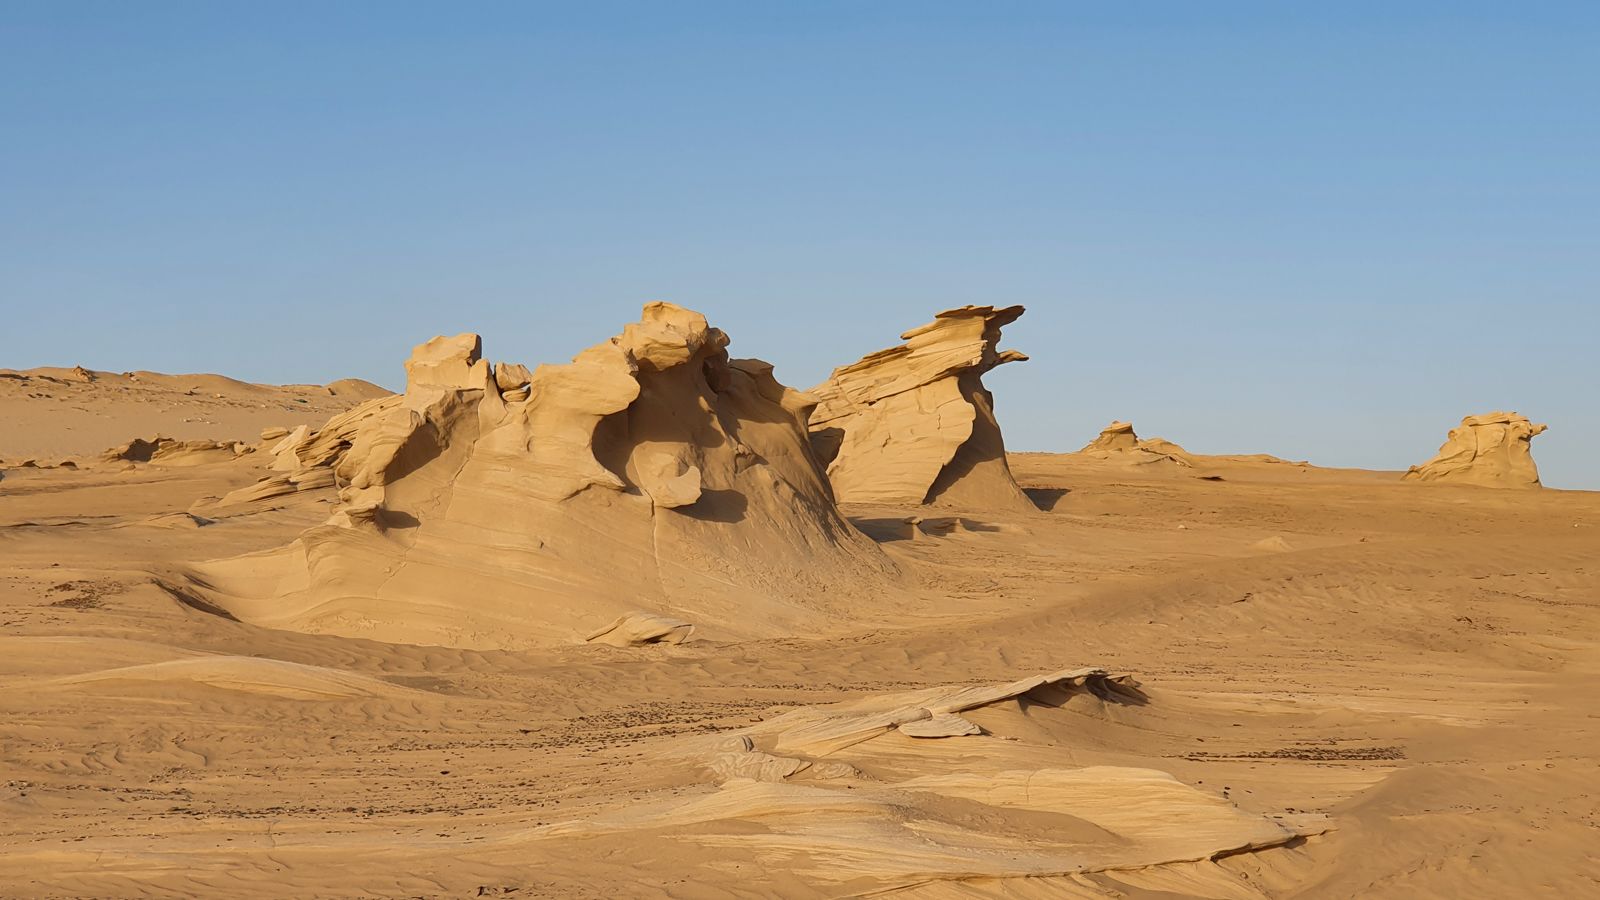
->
(1, 390), (1598, 897)
(0, 366), (390, 463)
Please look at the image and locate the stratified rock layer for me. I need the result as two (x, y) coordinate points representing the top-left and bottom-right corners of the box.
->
(101, 436), (250, 467)
(195, 303), (897, 649)
(219, 397), (404, 505)
(1078, 420), (1195, 467)
(1404, 411), (1547, 488)
(808, 306), (1031, 510)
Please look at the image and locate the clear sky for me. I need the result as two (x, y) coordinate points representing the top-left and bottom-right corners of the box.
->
(3, 2), (1596, 487)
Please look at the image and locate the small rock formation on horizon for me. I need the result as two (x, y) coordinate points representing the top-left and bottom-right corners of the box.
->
(807, 305), (1033, 511)
(1077, 420), (1195, 467)
(1404, 411), (1547, 489)
(192, 303), (897, 649)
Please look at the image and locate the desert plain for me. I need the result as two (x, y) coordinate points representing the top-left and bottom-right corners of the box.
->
(1, 304), (1595, 898)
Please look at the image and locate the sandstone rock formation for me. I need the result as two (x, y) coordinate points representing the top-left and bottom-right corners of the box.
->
(1077, 420), (1195, 467)
(808, 306), (1032, 510)
(537, 667), (1319, 888)
(1404, 411), (1547, 488)
(194, 303), (897, 648)
(220, 396), (404, 505)
(101, 436), (250, 466)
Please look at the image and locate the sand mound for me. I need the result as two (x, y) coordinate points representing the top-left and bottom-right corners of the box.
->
(48, 656), (416, 701)
(192, 303), (897, 649)
(1404, 411), (1548, 488)
(1251, 535), (1295, 552)
(1078, 420), (1195, 467)
(324, 378), (393, 400)
(809, 305), (1033, 510)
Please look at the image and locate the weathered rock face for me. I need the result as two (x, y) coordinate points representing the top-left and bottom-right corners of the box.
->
(101, 436), (249, 467)
(808, 306), (1032, 510)
(217, 396), (404, 506)
(195, 303), (897, 649)
(1077, 421), (1194, 467)
(1081, 420), (1139, 453)
(1404, 412), (1547, 488)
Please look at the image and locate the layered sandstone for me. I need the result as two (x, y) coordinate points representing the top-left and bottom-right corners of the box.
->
(808, 306), (1032, 510)
(193, 303), (897, 648)
(1078, 420), (1195, 467)
(1405, 411), (1547, 488)
(218, 396), (405, 505)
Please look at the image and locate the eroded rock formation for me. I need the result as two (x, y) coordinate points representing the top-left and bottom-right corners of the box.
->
(219, 397), (404, 505)
(1404, 411), (1547, 488)
(535, 667), (1320, 890)
(101, 436), (250, 467)
(1077, 420), (1195, 467)
(194, 303), (897, 648)
(808, 305), (1032, 510)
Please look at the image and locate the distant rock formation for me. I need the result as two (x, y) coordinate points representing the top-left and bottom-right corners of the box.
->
(1080, 420), (1139, 453)
(808, 306), (1032, 510)
(101, 436), (249, 467)
(193, 303), (897, 649)
(1077, 421), (1194, 467)
(1404, 411), (1547, 488)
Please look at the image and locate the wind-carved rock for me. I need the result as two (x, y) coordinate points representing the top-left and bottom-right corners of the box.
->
(1404, 411), (1548, 489)
(217, 396), (404, 505)
(194, 303), (896, 649)
(808, 306), (1032, 510)
(1077, 420), (1194, 467)
(101, 436), (250, 466)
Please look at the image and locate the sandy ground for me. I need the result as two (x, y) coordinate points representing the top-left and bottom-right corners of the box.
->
(0, 366), (389, 464)
(2, 389), (1598, 898)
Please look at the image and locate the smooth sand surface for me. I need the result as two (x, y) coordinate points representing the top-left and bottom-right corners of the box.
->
(2, 376), (1597, 898)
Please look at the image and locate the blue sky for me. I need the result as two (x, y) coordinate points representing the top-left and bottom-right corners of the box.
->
(3, 2), (1596, 487)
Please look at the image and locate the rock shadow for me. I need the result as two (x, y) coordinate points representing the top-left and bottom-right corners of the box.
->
(1024, 487), (1071, 511)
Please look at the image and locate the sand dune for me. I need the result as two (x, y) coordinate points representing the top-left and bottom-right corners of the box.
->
(0, 365), (389, 466)
(48, 655), (425, 700)
(1, 309), (1596, 897)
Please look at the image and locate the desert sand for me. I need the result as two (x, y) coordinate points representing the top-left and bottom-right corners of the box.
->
(2, 306), (1597, 898)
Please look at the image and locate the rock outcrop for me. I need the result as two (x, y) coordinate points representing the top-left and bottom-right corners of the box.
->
(808, 306), (1032, 510)
(1077, 421), (1194, 467)
(538, 667), (1321, 891)
(101, 436), (250, 467)
(1404, 411), (1547, 488)
(219, 396), (405, 505)
(193, 303), (897, 649)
